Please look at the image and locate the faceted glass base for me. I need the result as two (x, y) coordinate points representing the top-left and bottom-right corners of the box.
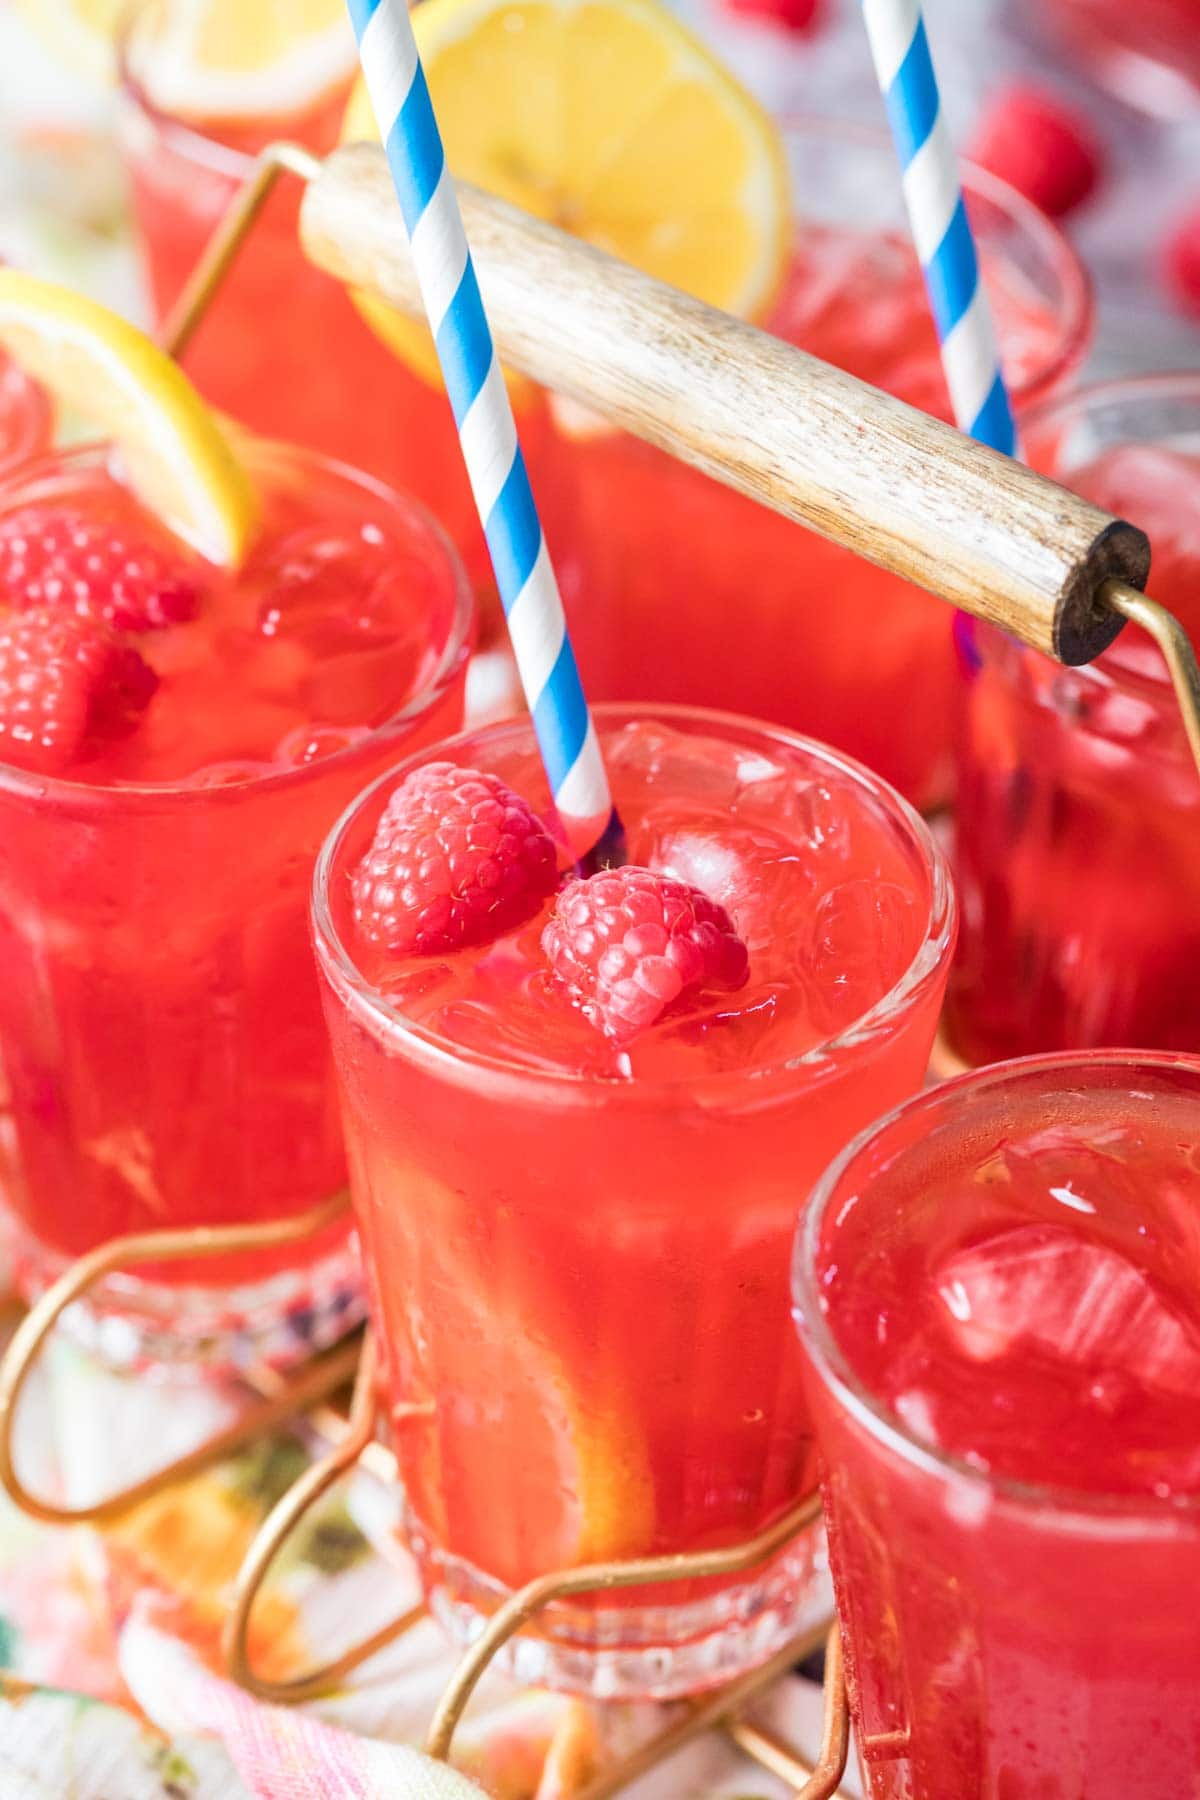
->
(11, 1226), (364, 1379)
(410, 1509), (831, 1701)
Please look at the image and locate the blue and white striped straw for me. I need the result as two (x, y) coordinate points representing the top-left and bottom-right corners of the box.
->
(861, 0), (1018, 457)
(346, 0), (617, 863)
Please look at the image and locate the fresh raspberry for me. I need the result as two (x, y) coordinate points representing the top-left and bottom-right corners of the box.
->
(1163, 204), (1200, 320)
(721, 0), (823, 32)
(352, 762), (560, 955)
(542, 865), (750, 1041)
(968, 86), (1102, 219)
(0, 507), (203, 632)
(0, 607), (158, 773)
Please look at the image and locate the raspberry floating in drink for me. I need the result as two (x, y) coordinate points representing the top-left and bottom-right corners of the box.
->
(0, 606), (157, 773)
(542, 865), (749, 1041)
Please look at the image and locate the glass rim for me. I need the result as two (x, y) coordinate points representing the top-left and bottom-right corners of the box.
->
(110, 43), (1092, 410)
(778, 112), (1092, 408)
(115, 0), (358, 178)
(0, 435), (475, 806)
(311, 700), (957, 1093)
(793, 1046), (1200, 1524)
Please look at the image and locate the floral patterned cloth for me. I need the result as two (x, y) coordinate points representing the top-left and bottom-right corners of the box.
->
(0, 1323), (840, 1799)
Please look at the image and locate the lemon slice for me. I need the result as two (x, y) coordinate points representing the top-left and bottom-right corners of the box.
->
(340, 0), (789, 391)
(16, 0), (357, 103)
(0, 272), (256, 565)
(125, 0), (358, 119)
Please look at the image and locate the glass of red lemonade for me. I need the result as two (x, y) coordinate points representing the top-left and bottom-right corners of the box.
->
(115, 0), (553, 604)
(793, 1051), (1200, 1800)
(551, 118), (1090, 809)
(946, 372), (1200, 1065)
(0, 437), (473, 1370)
(313, 703), (955, 1696)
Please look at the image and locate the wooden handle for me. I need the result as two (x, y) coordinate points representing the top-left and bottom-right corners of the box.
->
(301, 143), (1148, 665)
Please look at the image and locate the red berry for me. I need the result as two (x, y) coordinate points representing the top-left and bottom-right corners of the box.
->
(0, 607), (158, 773)
(722, 0), (822, 31)
(1163, 205), (1200, 319)
(542, 865), (750, 1041)
(352, 762), (560, 956)
(969, 86), (1102, 220)
(0, 507), (203, 632)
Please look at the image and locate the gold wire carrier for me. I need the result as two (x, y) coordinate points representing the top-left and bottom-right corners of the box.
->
(0, 1194), (357, 1524)
(226, 1352), (847, 1795)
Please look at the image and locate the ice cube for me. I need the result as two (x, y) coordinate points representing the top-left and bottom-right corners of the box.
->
(799, 879), (918, 1036)
(935, 1224), (1200, 1400)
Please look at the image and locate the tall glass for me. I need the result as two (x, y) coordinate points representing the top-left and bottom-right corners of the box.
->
(946, 372), (1200, 1065)
(116, 0), (554, 603)
(0, 442), (473, 1371)
(793, 1052), (1200, 1800)
(314, 703), (955, 1696)
(551, 119), (1090, 807)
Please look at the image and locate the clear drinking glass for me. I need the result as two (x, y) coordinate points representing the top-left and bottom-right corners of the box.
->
(313, 702), (955, 1697)
(946, 371), (1200, 1065)
(793, 1050), (1200, 1800)
(0, 440), (473, 1371)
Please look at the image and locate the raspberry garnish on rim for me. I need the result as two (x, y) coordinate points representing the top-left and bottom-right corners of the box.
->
(352, 762), (560, 956)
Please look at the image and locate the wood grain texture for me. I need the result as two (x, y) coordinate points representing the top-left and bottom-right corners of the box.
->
(301, 144), (1149, 665)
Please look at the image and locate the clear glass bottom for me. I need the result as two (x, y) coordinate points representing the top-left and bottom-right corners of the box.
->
(406, 1506), (832, 1701)
(8, 1224), (365, 1379)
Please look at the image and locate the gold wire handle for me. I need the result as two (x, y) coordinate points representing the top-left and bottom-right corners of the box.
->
(225, 1371), (845, 1794)
(159, 140), (322, 362)
(224, 1329), (426, 1702)
(0, 1194), (355, 1525)
(1104, 581), (1200, 780)
(424, 1490), (825, 1758)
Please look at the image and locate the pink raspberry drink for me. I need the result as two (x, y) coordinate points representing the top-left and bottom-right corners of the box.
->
(794, 1052), (1200, 1800)
(948, 374), (1200, 1063)
(314, 705), (955, 1697)
(554, 120), (1090, 807)
(0, 439), (472, 1369)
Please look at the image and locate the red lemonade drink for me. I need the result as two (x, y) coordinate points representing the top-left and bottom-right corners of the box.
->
(0, 439), (472, 1369)
(793, 1052), (1200, 1800)
(554, 122), (1090, 806)
(314, 705), (954, 1695)
(947, 374), (1200, 1063)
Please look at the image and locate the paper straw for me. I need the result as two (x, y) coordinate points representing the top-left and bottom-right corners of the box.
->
(861, 0), (1018, 456)
(345, 0), (617, 863)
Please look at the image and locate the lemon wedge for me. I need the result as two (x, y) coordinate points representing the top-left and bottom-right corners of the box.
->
(340, 0), (789, 390)
(124, 0), (358, 119)
(0, 272), (256, 564)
